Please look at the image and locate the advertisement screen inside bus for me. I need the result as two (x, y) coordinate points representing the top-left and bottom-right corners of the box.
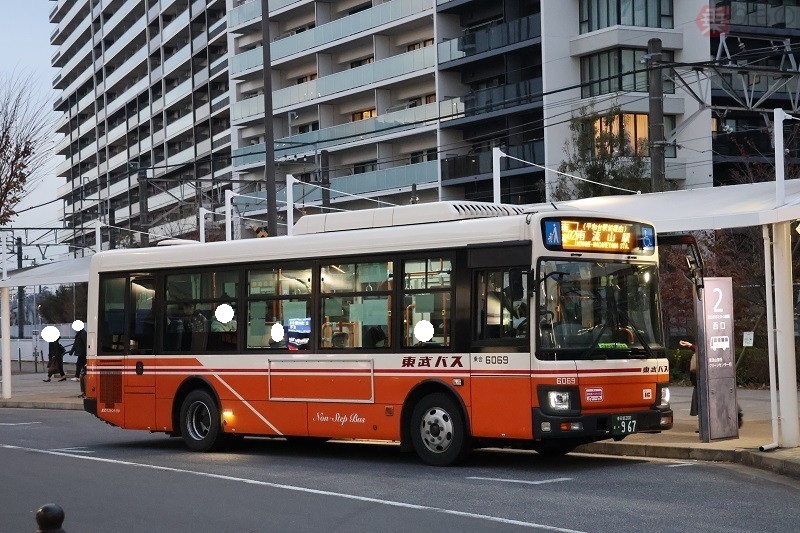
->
(542, 218), (655, 255)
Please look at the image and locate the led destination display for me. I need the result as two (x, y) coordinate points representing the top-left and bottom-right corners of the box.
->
(543, 218), (655, 255)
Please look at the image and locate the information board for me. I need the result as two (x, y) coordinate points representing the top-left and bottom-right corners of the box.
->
(698, 277), (739, 441)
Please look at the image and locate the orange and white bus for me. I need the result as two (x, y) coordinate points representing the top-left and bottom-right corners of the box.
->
(83, 201), (672, 465)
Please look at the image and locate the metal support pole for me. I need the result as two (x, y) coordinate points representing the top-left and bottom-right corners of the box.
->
(225, 190), (234, 241)
(760, 225), (780, 451)
(286, 174), (295, 237)
(775, 108), (786, 207)
(260, 0), (278, 237)
(2, 286), (11, 399)
(648, 38), (665, 193)
(492, 147), (503, 203)
(198, 207), (208, 244)
(16, 237), (23, 340)
(773, 221), (800, 447)
(95, 220), (102, 252)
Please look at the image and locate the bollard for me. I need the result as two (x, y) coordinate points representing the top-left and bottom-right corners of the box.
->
(35, 503), (65, 533)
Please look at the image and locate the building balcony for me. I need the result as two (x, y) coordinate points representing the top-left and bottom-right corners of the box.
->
(438, 13), (541, 64)
(439, 77), (543, 123)
(230, 46), (435, 120)
(233, 103), (439, 167)
(441, 141), (544, 183)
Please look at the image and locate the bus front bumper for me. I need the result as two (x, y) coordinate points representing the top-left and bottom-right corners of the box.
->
(532, 408), (673, 440)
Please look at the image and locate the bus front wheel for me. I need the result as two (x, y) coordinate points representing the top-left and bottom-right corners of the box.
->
(410, 393), (471, 466)
(179, 390), (225, 452)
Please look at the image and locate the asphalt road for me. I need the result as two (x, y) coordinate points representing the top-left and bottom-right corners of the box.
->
(1, 409), (799, 533)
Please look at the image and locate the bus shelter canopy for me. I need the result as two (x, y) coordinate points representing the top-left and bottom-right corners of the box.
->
(0, 256), (92, 288)
(555, 179), (800, 232)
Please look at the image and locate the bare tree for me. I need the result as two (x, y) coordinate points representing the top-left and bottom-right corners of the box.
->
(0, 71), (54, 225)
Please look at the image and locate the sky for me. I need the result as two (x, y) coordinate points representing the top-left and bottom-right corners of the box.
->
(0, 1), (68, 257)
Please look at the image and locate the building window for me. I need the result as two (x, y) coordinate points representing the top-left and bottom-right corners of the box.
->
(352, 108), (377, 121)
(410, 148), (437, 164)
(348, 2), (372, 15)
(407, 38), (434, 51)
(297, 73), (318, 84)
(353, 160), (377, 174)
(298, 121), (319, 134)
(350, 56), (374, 68)
(581, 48), (674, 97)
(593, 113), (677, 158)
(579, 0), (673, 33)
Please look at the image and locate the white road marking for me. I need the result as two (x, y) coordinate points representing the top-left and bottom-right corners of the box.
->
(0, 422), (42, 426)
(2, 444), (586, 532)
(50, 447), (94, 454)
(468, 476), (573, 486)
(665, 462), (695, 468)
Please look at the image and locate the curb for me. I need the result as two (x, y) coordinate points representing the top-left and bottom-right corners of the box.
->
(579, 442), (800, 481)
(0, 401), (83, 411)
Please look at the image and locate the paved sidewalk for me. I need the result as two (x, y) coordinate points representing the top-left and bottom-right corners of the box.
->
(2, 364), (800, 479)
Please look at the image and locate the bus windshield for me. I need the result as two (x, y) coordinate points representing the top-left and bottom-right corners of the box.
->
(536, 259), (664, 360)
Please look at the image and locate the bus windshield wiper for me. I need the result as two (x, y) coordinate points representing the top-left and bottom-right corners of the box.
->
(580, 323), (609, 360)
(618, 310), (656, 360)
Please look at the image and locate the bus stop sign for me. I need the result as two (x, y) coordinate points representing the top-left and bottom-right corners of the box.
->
(697, 277), (739, 441)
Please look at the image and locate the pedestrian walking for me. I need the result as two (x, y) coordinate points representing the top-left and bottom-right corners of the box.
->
(69, 328), (87, 381)
(43, 340), (67, 382)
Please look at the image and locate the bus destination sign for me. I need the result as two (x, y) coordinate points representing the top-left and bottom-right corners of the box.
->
(543, 218), (655, 254)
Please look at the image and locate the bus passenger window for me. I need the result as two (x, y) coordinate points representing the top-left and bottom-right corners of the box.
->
(320, 261), (393, 349)
(402, 257), (453, 348)
(247, 267), (312, 350)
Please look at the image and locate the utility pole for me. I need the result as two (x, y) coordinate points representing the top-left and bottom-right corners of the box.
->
(320, 149), (330, 211)
(138, 169), (149, 247)
(261, 0), (278, 236)
(647, 38), (665, 193)
(16, 237), (23, 340)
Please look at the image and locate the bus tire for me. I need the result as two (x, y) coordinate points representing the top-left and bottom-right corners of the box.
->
(180, 390), (225, 452)
(410, 392), (470, 466)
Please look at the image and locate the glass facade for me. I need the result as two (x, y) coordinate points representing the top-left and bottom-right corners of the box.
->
(579, 0), (674, 33)
(581, 48), (674, 97)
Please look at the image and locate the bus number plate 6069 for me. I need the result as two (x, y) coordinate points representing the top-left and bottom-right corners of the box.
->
(611, 414), (636, 435)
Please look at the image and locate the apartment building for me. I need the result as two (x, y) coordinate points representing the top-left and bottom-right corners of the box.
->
(51, 0), (800, 243)
(50, 0), (231, 251)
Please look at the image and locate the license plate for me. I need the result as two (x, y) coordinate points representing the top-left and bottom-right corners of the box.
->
(611, 414), (637, 435)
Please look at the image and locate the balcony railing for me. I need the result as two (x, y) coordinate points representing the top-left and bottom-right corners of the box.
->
(272, 46), (434, 110)
(438, 13), (541, 63)
(441, 141), (544, 182)
(440, 77), (542, 121)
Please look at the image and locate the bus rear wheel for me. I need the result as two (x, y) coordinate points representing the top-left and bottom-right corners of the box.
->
(410, 393), (471, 466)
(180, 390), (225, 452)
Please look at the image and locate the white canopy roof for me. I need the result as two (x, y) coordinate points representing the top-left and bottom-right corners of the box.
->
(0, 256), (92, 288)
(557, 180), (800, 232)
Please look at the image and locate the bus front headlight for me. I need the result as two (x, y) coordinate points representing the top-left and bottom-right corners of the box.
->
(548, 391), (572, 411)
